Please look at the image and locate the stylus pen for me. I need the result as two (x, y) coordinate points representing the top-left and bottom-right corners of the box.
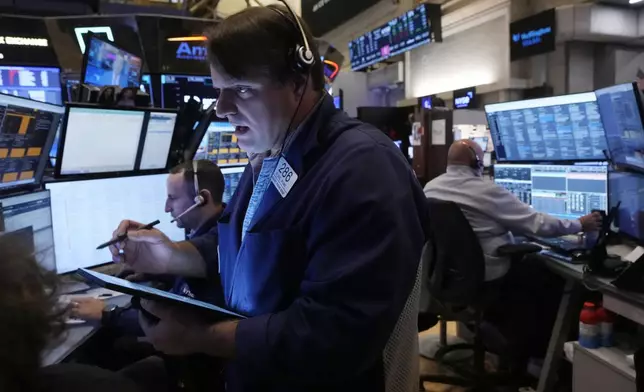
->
(96, 220), (161, 250)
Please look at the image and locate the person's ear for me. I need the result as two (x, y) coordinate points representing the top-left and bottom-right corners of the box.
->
(199, 189), (212, 205)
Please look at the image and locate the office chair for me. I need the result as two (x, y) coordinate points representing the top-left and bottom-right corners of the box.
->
(419, 198), (540, 390)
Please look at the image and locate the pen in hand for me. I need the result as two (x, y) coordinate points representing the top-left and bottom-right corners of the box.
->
(96, 220), (161, 250)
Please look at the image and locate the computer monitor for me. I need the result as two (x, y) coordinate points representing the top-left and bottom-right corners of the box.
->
(160, 74), (217, 109)
(139, 111), (177, 170)
(0, 191), (55, 271)
(485, 92), (607, 162)
(608, 170), (644, 242)
(82, 34), (143, 89)
(470, 136), (488, 152)
(0, 93), (62, 189)
(58, 106), (145, 176)
(494, 163), (608, 219)
(221, 166), (245, 204)
(46, 174), (186, 274)
(193, 121), (248, 167)
(596, 82), (644, 173)
(0, 66), (62, 105)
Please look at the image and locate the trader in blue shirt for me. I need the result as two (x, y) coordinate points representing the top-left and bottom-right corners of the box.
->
(110, 4), (427, 391)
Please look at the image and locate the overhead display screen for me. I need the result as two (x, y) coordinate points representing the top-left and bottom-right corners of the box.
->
(161, 74), (217, 109)
(0, 66), (62, 105)
(510, 9), (556, 61)
(596, 82), (644, 173)
(349, 4), (440, 72)
(0, 16), (58, 67)
(486, 92), (607, 162)
(82, 35), (143, 89)
(302, 0), (380, 37)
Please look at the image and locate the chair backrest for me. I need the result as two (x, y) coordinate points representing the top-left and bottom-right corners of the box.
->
(419, 198), (486, 312)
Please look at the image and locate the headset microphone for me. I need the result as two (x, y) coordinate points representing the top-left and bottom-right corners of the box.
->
(171, 161), (206, 224)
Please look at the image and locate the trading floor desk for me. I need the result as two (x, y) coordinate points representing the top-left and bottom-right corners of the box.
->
(533, 246), (644, 392)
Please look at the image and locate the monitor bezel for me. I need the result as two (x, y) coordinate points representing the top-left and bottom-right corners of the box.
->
(54, 103), (178, 181)
(80, 32), (145, 90)
(485, 91), (607, 164)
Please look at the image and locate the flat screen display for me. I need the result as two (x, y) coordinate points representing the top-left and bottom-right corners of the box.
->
(140, 74), (153, 103)
(510, 9), (556, 61)
(161, 74), (217, 109)
(595, 82), (644, 173)
(0, 66), (62, 105)
(83, 35), (143, 89)
(221, 166), (245, 204)
(349, 3), (433, 71)
(46, 174), (186, 274)
(193, 121), (248, 167)
(139, 112), (177, 170)
(453, 87), (476, 109)
(609, 170), (644, 242)
(486, 92), (607, 162)
(494, 163), (608, 220)
(0, 93), (62, 189)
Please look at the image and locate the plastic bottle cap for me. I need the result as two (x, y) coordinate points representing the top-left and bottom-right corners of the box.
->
(584, 302), (595, 308)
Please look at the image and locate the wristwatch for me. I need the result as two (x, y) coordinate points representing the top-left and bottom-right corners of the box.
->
(101, 303), (119, 326)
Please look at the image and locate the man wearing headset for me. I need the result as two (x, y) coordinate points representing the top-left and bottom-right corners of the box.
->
(109, 3), (427, 392)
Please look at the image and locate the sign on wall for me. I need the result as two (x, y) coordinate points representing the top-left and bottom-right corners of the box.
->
(453, 87), (477, 109)
(0, 16), (58, 66)
(510, 9), (556, 61)
(301, 0), (380, 37)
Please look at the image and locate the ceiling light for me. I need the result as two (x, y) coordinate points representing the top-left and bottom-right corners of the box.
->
(630, 0), (644, 4)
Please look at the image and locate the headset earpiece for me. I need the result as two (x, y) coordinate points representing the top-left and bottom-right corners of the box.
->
(461, 141), (483, 170)
(170, 161), (205, 224)
(269, 1), (315, 72)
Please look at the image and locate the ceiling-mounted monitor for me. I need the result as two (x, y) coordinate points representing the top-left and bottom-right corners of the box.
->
(349, 3), (442, 72)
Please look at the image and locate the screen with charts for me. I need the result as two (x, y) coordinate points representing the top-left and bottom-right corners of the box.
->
(83, 36), (143, 89)
(222, 166), (245, 204)
(0, 66), (62, 105)
(193, 121), (248, 167)
(494, 163), (608, 220)
(349, 3), (432, 71)
(46, 174), (186, 274)
(59, 107), (144, 175)
(161, 74), (217, 109)
(609, 170), (644, 242)
(486, 92), (607, 162)
(139, 112), (177, 170)
(596, 83), (644, 173)
(0, 94), (62, 189)
(0, 191), (55, 271)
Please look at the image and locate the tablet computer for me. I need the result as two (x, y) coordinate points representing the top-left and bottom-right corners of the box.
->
(77, 268), (244, 320)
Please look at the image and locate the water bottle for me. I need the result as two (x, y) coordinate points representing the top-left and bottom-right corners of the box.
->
(579, 302), (600, 349)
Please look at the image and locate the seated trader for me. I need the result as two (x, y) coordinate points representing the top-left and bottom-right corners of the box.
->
(424, 139), (602, 282)
(0, 237), (140, 392)
(71, 159), (226, 323)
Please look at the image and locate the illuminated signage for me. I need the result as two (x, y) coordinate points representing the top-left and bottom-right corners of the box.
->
(74, 26), (115, 53)
(510, 9), (556, 61)
(176, 41), (207, 61)
(0, 36), (48, 47)
(421, 96), (432, 110)
(453, 87), (476, 109)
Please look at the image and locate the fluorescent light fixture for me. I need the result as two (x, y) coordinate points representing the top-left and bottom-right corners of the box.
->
(74, 26), (115, 53)
(630, 0), (643, 4)
(167, 36), (207, 42)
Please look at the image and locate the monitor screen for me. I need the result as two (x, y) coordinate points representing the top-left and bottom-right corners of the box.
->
(486, 92), (607, 162)
(470, 136), (488, 152)
(139, 112), (177, 170)
(596, 83), (644, 173)
(494, 163), (608, 220)
(193, 121), (248, 167)
(0, 94), (62, 189)
(349, 3), (433, 71)
(83, 35), (143, 89)
(59, 107), (144, 175)
(221, 166), (245, 204)
(0, 191), (55, 271)
(161, 74), (217, 109)
(0, 66), (62, 105)
(609, 170), (644, 242)
(46, 174), (186, 274)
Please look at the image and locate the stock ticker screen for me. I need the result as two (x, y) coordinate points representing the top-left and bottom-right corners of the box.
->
(0, 66), (62, 105)
(0, 94), (62, 189)
(161, 74), (217, 109)
(193, 121), (248, 167)
(494, 163), (608, 220)
(486, 92), (607, 162)
(349, 3), (432, 71)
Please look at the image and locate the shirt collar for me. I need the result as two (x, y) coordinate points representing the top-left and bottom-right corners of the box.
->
(188, 208), (224, 238)
(446, 164), (482, 178)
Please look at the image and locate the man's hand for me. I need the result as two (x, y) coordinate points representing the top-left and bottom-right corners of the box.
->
(138, 299), (238, 358)
(580, 211), (603, 232)
(109, 220), (176, 275)
(70, 297), (105, 321)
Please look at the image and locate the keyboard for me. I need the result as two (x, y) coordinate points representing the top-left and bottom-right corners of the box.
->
(525, 235), (587, 254)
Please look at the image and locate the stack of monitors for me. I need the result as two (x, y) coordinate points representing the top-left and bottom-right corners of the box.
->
(494, 163), (608, 220)
(0, 93), (62, 189)
(193, 121), (248, 167)
(46, 174), (186, 274)
(56, 105), (177, 177)
(0, 66), (62, 105)
(161, 74), (217, 109)
(82, 35), (143, 89)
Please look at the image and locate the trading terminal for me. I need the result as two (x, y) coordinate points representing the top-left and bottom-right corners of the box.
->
(2, 2), (644, 392)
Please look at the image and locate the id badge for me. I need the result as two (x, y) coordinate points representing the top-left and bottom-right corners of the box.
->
(271, 156), (298, 198)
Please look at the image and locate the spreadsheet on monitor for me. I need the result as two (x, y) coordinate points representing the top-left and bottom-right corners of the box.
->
(140, 112), (177, 170)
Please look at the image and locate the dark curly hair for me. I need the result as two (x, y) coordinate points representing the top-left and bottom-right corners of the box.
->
(0, 235), (65, 391)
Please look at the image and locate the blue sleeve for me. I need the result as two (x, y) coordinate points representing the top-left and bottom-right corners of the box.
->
(234, 142), (426, 382)
(188, 233), (219, 282)
(112, 307), (144, 337)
